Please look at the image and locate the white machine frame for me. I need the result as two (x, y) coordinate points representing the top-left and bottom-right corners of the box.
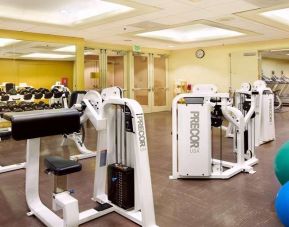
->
(229, 81), (275, 146)
(24, 95), (158, 227)
(170, 84), (258, 179)
(64, 87), (123, 160)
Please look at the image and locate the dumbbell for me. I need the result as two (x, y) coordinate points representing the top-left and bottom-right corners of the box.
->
(38, 88), (49, 94)
(23, 93), (33, 101)
(50, 103), (63, 109)
(1, 95), (9, 102)
(18, 101), (34, 111)
(7, 101), (22, 112)
(8, 89), (17, 95)
(0, 102), (10, 113)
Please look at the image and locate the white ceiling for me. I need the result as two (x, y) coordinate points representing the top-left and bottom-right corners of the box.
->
(1, 0), (289, 49)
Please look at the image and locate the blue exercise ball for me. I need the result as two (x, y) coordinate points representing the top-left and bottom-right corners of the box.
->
(275, 181), (289, 226)
(274, 141), (289, 185)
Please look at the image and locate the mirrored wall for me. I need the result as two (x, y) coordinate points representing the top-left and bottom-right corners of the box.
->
(0, 38), (76, 91)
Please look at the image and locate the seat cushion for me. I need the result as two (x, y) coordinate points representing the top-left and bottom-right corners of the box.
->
(45, 156), (82, 176)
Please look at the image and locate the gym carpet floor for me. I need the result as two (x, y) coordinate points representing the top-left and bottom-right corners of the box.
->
(0, 111), (284, 226)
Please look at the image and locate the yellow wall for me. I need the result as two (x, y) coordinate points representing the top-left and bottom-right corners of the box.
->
(169, 38), (289, 105)
(0, 59), (74, 89)
(262, 57), (289, 76)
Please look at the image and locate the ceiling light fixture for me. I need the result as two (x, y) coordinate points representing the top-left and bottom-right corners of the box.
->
(260, 8), (289, 26)
(270, 49), (289, 52)
(0, 38), (21, 47)
(54, 45), (76, 52)
(22, 53), (74, 59)
(0, 0), (134, 26)
(136, 24), (244, 42)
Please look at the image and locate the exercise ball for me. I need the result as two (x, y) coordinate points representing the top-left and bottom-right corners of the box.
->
(275, 182), (289, 226)
(274, 141), (289, 185)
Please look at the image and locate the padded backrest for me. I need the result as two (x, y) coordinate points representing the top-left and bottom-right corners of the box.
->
(4, 109), (80, 140)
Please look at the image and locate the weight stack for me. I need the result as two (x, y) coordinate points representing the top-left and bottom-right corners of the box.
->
(108, 163), (134, 210)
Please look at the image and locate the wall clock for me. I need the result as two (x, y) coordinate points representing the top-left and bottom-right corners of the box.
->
(195, 49), (205, 58)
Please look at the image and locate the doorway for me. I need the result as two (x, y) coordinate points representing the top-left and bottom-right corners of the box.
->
(131, 53), (169, 113)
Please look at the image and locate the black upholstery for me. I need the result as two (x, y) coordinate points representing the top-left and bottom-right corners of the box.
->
(69, 91), (86, 108)
(45, 156), (82, 176)
(3, 109), (81, 140)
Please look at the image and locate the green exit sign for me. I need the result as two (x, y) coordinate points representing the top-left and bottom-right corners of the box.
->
(133, 45), (141, 53)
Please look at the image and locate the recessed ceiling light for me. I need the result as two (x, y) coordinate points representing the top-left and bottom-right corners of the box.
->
(0, 38), (21, 47)
(136, 24), (244, 42)
(54, 45), (76, 52)
(22, 53), (74, 59)
(0, 0), (134, 26)
(260, 8), (289, 26)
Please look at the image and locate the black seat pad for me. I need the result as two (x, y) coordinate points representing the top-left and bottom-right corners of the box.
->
(45, 156), (82, 176)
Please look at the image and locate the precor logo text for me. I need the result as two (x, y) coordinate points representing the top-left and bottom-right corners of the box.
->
(190, 111), (200, 153)
(137, 115), (146, 151)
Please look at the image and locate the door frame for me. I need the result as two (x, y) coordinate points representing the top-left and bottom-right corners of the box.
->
(129, 52), (170, 113)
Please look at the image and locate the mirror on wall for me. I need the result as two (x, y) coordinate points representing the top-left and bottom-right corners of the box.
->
(260, 49), (289, 106)
(0, 38), (76, 91)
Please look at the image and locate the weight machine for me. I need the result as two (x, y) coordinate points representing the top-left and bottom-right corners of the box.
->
(170, 84), (258, 179)
(4, 94), (157, 226)
(63, 87), (123, 160)
(228, 81), (275, 146)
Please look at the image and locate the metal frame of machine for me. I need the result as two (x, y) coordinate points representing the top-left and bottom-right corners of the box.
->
(11, 94), (157, 227)
(229, 81), (275, 146)
(64, 87), (123, 160)
(170, 84), (258, 180)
